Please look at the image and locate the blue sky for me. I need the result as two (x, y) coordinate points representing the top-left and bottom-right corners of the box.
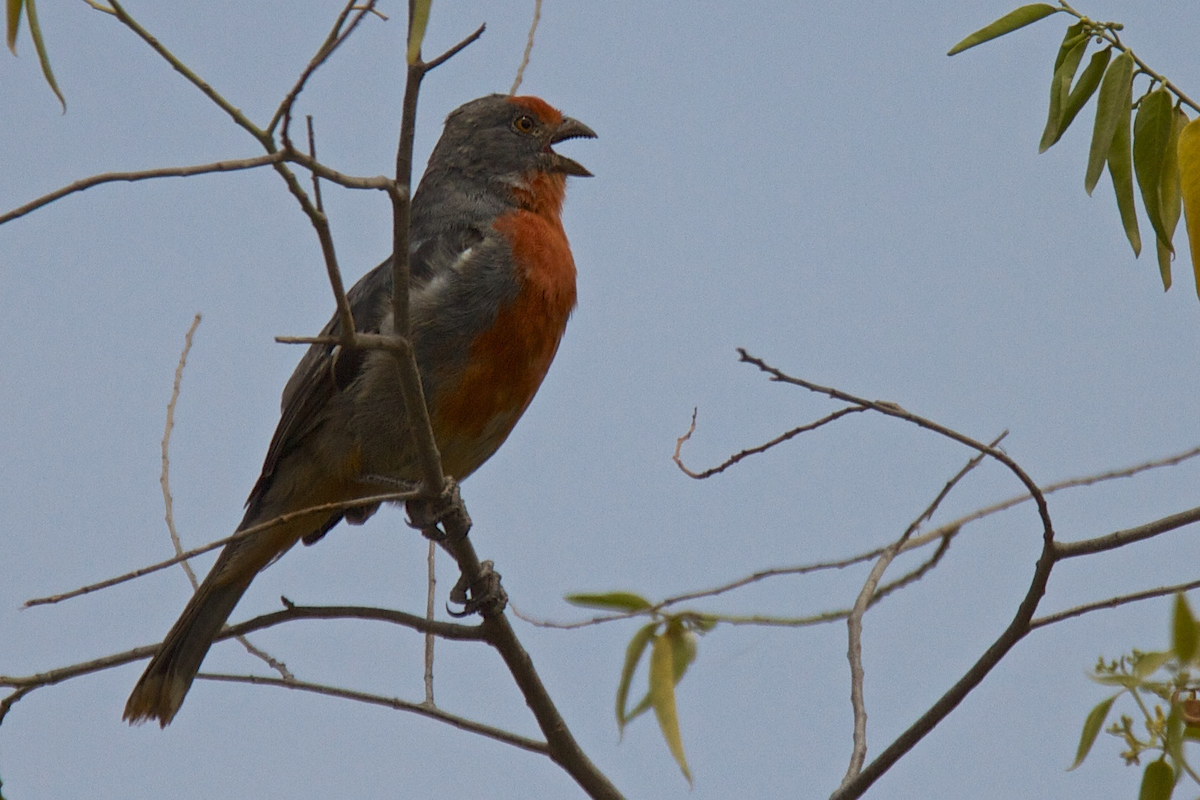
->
(3, 1), (1200, 797)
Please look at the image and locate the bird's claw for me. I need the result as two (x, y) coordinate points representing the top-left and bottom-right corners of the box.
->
(406, 479), (472, 541)
(447, 560), (507, 618)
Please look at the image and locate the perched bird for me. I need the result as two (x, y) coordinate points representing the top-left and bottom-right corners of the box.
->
(124, 94), (595, 726)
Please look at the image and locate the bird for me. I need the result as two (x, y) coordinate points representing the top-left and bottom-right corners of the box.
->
(123, 94), (596, 726)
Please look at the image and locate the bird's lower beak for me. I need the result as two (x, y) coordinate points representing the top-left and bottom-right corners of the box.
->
(547, 116), (597, 177)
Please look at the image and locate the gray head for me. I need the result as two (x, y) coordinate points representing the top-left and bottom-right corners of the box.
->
(424, 94), (597, 183)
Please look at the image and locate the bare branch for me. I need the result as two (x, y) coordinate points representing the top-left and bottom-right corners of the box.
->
(269, 0), (381, 137)
(839, 441), (993, 790)
(510, 0), (542, 94)
(738, 349), (1054, 549)
(674, 405), (867, 479)
(24, 491), (418, 607)
(423, 23), (488, 73)
(1030, 577), (1200, 630)
(424, 540), (437, 705)
(161, 313), (203, 591)
(198, 672), (548, 754)
(107, 0), (269, 145)
(306, 116), (324, 213)
(0, 153), (285, 225)
(157, 313), (293, 680)
(1054, 504), (1200, 559)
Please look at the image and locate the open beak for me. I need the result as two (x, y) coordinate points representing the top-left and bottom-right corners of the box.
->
(545, 116), (597, 177)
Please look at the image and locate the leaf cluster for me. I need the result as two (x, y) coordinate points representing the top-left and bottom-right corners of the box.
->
(1070, 594), (1200, 800)
(950, 3), (1200, 298)
(566, 592), (716, 785)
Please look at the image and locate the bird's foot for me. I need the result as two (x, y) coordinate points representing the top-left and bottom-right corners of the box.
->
(447, 560), (507, 618)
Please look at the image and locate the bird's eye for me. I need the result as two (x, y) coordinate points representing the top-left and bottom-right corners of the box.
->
(513, 115), (536, 134)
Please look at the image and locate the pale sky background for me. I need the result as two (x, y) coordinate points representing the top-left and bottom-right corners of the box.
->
(3, 1), (1200, 798)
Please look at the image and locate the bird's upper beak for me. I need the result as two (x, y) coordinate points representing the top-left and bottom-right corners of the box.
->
(544, 116), (597, 177)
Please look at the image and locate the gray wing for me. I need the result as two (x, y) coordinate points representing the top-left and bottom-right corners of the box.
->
(243, 225), (487, 531)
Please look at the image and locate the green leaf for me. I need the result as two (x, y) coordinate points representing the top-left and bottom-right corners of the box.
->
(1166, 704), (1185, 787)
(1134, 88), (1175, 254)
(23, 0), (62, 111)
(1069, 693), (1119, 770)
(616, 622), (658, 735)
(650, 632), (692, 785)
(1108, 70), (1141, 256)
(1133, 650), (1173, 678)
(565, 591), (653, 613)
(1172, 593), (1198, 662)
(406, 0), (431, 65)
(1039, 30), (1088, 153)
(1087, 51), (1136, 195)
(947, 4), (1060, 56)
(1138, 759), (1174, 800)
(6, 0), (21, 54)
(1045, 46), (1111, 151)
(1178, 116), (1200, 300)
(666, 618), (697, 683)
(1156, 108), (1188, 290)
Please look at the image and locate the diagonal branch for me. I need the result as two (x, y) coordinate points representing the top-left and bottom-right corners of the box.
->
(24, 491), (419, 607)
(269, 0), (381, 137)
(198, 672), (547, 754)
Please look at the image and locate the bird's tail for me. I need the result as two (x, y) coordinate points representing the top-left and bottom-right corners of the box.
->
(122, 566), (254, 727)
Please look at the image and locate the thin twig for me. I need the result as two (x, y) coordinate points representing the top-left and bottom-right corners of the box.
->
(270, 0), (380, 137)
(1054, 504), (1200, 559)
(107, 0), (269, 145)
(424, 540), (436, 706)
(1057, 1), (1200, 113)
(0, 153), (285, 225)
(1030, 577), (1200, 630)
(674, 405), (867, 479)
(24, 491), (419, 607)
(161, 313), (202, 590)
(509, 0), (542, 95)
(198, 672), (548, 754)
(306, 116), (323, 213)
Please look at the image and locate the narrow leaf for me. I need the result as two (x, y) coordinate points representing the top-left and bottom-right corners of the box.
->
(1173, 593), (1198, 662)
(566, 591), (654, 612)
(1039, 27), (1088, 153)
(947, 4), (1060, 56)
(6, 0), (21, 54)
(406, 0), (431, 65)
(1138, 759), (1174, 800)
(1166, 704), (1185, 787)
(1134, 88), (1175, 252)
(1069, 693), (1119, 770)
(1048, 47), (1111, 150)
(615, 622), (658, 734)
(1158, 108), (1187, 290)
(1178, 116), (1200, 300)
(665, 618), (697, 685)
(1108, 72), (1141, 256)
(650, 633), (692, 785)
(1087, 51), (1135, 195)
(23, 0), (62, 111)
